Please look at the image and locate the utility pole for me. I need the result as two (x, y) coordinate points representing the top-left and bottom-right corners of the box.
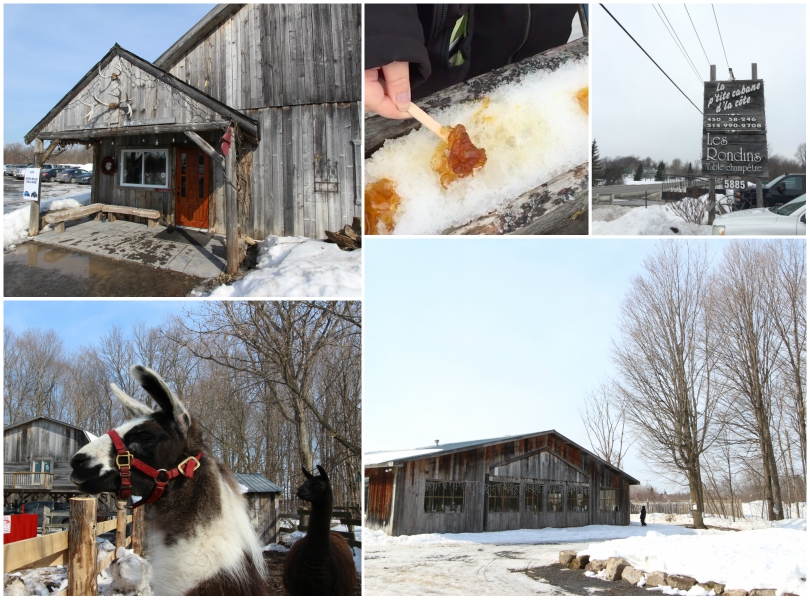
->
(707, 65), (716, 225)
(753, 63), (764, 208)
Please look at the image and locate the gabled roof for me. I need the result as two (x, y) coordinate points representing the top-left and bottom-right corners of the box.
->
(155, 4), (243, 70)
(365, 429), (639, 484)
(3, 415), (97, 443)
(25, 43), (258, 145)
(234, 473), (283, 494)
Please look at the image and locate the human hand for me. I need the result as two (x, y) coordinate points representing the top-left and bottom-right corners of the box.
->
(364, 62), (411, 119)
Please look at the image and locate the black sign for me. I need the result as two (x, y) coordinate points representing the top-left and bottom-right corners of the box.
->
(701, 80), (768, 178)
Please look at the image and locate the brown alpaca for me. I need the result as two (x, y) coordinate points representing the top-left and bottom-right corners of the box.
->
(282, 465), (357, 595)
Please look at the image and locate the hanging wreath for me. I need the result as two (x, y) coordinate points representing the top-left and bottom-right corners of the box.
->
(101, 156), (118, 176)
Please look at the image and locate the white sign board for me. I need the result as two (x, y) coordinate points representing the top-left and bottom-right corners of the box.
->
(23, 168), (41, 201)
(3, 515), (11, 534)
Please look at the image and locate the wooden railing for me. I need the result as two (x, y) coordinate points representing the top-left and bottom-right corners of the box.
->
(4, 472), (54, 489)
(279, 506), (362, 549)
(3, 498), (144, 596)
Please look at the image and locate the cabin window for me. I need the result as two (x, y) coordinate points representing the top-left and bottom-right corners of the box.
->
(120, 149), (169, 188)
(424, 481), (464, 513)
(600, 488), (619, 511)
(487, 482), (519, 513)
(524, 484), (544, 512)
(547, 484), (563, 512)
(567, 485), (589, 512)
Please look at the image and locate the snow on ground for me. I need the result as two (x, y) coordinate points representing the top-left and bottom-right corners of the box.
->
(4, 191), (92, 250)
(592, 202), (712, 235)
(582, 517), (806, 595)
(622, 176), (659, 185)
(364, 514), (806, 596)
(206, 236), (361, 298)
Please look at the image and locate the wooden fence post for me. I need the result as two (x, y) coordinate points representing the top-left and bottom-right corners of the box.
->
(68, 497), (98, 596)
(115, 500), (127, 551)
(131, 505), (145, 555)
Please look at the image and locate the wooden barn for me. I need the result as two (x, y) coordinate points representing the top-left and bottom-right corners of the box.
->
(364, 430), (639, 536)
(233, 472), (283, 546)
(24, 4), (361, 273)
(3, 416), (97, 506)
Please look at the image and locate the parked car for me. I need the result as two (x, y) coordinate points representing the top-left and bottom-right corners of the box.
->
(5, 164), (25, 176)
(14, 165), (29, 179)
(733, 173), (806, 210)
(56, 168), (90, 183)
(19, 501), (71, 527)
(713, 194), (806, 236)
(75, 172), (93, 185)
(40, 167), (66, 182)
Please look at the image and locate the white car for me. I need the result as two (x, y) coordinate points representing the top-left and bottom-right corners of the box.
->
(712, 195), (806, 236)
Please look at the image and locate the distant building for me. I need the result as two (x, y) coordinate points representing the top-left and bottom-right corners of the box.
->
(234, 472), (283, 545)
(365, 430), (639, 536)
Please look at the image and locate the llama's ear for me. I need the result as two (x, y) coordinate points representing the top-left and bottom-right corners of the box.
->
(316, 465), (329, 481)
(130, 365), (190, 433)
(302, 467), (313, 479)
(110, 383), (153, 419)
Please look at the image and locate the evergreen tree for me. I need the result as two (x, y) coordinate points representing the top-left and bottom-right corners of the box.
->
(687, 162), (694, 180)
(634, 163), (644, 181)
(592, 140), (604, 183)
(655, 160), (665, 181)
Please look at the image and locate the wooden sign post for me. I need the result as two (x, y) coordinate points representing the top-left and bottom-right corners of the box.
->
(702, 63), (768, 218)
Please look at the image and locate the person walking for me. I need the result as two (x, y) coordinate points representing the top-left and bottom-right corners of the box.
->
(640, 505), (647, 526)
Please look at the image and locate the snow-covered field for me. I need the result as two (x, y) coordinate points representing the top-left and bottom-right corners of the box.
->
(363, 514), (806, 596)
(205, 236), (362, 298)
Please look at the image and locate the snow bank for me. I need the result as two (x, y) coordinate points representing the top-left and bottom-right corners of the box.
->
(207, 236), (361, 298)
(4, 191), (92, 250)
(592, 203), (711, 235)
(582, 526), (806, 595)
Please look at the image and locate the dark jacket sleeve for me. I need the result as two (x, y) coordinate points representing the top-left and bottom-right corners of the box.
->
(365, 4), (431, 87)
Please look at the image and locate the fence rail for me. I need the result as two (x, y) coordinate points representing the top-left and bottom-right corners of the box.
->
(4, 472), (54, 489)
(631, 501), (693, 515)
(278, 506), (362, 549)
(3, 497), (143, 596)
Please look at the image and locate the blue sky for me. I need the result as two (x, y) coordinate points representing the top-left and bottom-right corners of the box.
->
(4, 4), (215, 144)
(3, 300), (192, 350)
(363, 238), (738, 492)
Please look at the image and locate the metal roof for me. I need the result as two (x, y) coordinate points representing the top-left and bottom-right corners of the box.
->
(233, 473), (283, 494)
(365, 429), (640, 485)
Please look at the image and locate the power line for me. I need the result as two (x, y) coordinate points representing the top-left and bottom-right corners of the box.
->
(658, 4), (703, 81)
(652, 4), (702, 83)
(599, 4), (703, 115)
(684, 4), (711, 67)
(712, 4), (731, 71)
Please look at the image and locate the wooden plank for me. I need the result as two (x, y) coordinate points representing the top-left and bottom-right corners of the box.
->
(96, 518), (119, 535)
(103, 205), (161, 219)
(43, 203), (104, 224)
(131, 506), (145, 556)
(225, 128), (239, 274)
(97, 550), (115, 573)
(38, 120), (230, 141)
(3, 531), (69, 571)
(186, 131), (226, 170)
(68, 497), (98, 596)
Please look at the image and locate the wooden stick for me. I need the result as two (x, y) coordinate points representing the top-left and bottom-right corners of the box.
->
(406, 103), (449, 141)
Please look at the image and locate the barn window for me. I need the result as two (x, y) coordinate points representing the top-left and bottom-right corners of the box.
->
(524, 484), (544, 512)
(121, 149), (169, 187)
(424, 481), (464, 513)
(547, 484), (563, 512)
(567, 485), (589, 512)
(600, 488), (619, 511)
(487, 482), (519, 513)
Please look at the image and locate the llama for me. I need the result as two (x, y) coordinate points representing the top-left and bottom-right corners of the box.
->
(282, 465), (358, 595)
(69, 365), (267, 595)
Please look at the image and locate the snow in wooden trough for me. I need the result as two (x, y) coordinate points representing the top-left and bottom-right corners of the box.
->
(365, 59), (588, 235)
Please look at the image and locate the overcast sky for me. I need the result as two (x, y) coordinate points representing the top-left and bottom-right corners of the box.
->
(4, 4), (215, 144)
(593, 4), (806, 163)
(364, 238), (752, 494)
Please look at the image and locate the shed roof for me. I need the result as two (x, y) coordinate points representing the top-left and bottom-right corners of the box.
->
(25, 43), (258, 145)
(3, 415), (97, 443)
(154, 4), (243, 70)
(233, 473), (283, 494)
(365, 429), (640, 484)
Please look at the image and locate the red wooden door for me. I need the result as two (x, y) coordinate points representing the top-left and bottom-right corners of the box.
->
(175, 148), (210, 228)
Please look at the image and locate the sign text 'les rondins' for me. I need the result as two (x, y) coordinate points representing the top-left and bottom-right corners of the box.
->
(702, 80), (768, 178)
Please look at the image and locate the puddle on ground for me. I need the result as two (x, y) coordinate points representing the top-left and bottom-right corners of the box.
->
(4, 243), (203, 297)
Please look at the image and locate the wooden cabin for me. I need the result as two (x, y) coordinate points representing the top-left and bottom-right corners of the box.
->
(233, 472), (283, 546)
(24, 4), (361, 272)
(364, 430), (639, 536)
(3, 416), (97, 505)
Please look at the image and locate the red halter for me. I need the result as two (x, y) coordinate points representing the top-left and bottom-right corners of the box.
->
(107, 429), (203, 508)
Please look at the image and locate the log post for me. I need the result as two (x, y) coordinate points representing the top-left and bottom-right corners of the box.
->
(115, 500), (127, 551)
(68, 497), (98, 596)
(707, 65), (717, 225)
(753, 63), (764, 209)
(131, 505), (145, 555)
(225, 129), (238, 275)
(28, 139), (43, 236)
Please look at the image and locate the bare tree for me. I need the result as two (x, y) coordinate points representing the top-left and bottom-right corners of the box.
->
(612, 241), (720, 529)
(579, 381), (631, 469)
(795, 143), (806, 170)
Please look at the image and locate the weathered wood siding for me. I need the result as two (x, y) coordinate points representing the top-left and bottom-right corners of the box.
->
(4, 461), (76, 491)
(163, 4), (361, 110)
(246, 492), (280, 545)
(365, 468), (396, 535)
(4, 419), (89, 463)
(40, 56), (219, 137)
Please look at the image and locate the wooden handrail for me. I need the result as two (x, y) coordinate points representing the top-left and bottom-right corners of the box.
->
(3, 472), (54, 489)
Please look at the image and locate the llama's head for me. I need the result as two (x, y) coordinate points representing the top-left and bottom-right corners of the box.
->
(70, 365), (202, 498)
(296, 465), (332, 505)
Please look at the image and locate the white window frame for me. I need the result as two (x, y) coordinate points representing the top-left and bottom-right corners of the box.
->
(119, 148), (171, 188)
